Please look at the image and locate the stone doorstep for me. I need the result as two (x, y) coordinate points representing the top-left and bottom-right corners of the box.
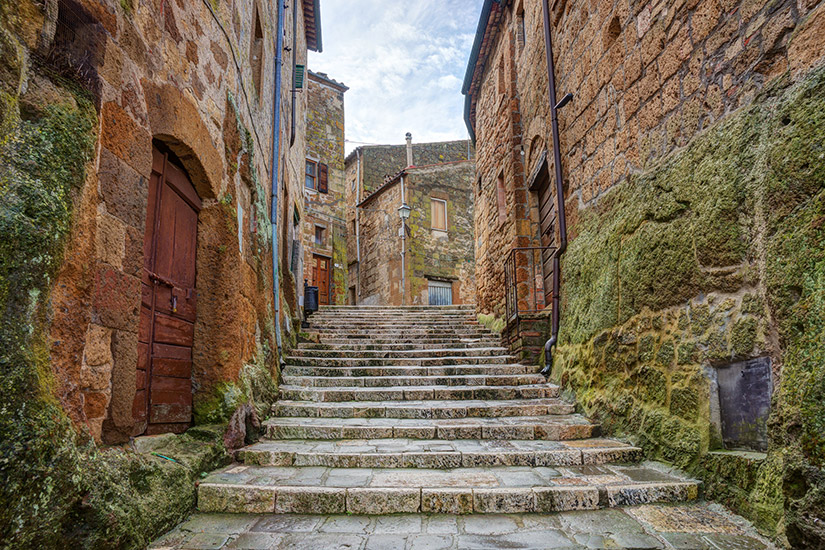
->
(271, 398), (575, 419)
(278, 383), (560, 402)
(263, 415), (599, 441)
(197, 481), (699, 515)
(237, 440), (643, 468)
(280, 373), (548, 388)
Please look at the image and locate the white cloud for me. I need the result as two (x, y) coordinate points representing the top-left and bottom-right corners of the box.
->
(308, 0), (482, 153)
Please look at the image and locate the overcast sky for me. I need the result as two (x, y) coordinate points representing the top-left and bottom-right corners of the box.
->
(308, 0), (480, 154)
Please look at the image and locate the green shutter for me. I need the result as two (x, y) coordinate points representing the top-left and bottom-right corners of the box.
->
(295, 65), (305, 90)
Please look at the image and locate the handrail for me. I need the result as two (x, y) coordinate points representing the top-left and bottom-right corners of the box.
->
(504, 246), (557, 325)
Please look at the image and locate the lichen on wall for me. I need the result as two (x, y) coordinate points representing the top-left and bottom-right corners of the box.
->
(552, 65), (825, 544)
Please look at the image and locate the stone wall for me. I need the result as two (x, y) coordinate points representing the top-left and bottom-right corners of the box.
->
(0, 0), (320, 545)
(302, 71), (348, 305)
(405, 163), (477, 306)
(357, 180), (404, 305)
(466, 0), (825, 544)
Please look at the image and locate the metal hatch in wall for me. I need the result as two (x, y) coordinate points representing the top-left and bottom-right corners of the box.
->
(714, 356), (773, 452)
(428, 280), (453, 306)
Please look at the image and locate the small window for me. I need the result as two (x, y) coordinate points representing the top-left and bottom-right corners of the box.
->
(305, 160), (317, 190)
(431, 198), (447, 231)
(250, 3), (264, 100)
(315, 225), (326, 245)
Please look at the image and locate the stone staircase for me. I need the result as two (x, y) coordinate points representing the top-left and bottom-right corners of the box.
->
(197, 305), (699, 515)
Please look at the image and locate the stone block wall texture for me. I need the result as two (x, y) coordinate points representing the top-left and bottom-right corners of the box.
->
(0, 0), (317, 546)
(405, 162), (477, 306)
(345, 141), (476, 306)
(302, 72), (348, 305)
(467, 0), (825, 546)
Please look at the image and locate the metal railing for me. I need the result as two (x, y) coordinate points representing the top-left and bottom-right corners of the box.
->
(504, 246), (556, 326)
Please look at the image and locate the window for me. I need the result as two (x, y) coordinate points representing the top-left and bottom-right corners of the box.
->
(250, 3), (264, 99)
(431, 198), (447, 231)
(305, 160), (317, 190)
(496, 174), (507, 226)
(305, 159), (329, 193)
(315, 225), (326, 246)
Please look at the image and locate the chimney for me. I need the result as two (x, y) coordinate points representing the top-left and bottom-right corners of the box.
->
(405, 132), (413, 167)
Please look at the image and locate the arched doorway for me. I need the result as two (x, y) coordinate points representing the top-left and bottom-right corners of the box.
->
(133, 144), (201, 435)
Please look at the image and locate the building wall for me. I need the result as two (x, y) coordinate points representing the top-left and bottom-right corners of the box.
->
(302, 72), (348, 305)
(1, 0), (319, 441)
(406, 163), (477, 306)
(466, 0), (825, 544)
(357, 182), (404, 305)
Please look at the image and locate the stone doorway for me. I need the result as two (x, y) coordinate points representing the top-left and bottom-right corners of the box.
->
(133, 146), (201, 436)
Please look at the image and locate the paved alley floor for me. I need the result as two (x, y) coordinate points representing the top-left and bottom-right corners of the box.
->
(149, 501), (776, 549)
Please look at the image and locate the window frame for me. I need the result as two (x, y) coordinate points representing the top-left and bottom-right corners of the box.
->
(314, 224), (326, 246)
(430, 198), (448, 232)
(305, 159), (318, 190)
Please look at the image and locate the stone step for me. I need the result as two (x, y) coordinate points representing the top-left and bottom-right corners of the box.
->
(273, 398), (574, 419)
(305, 331), (495, 340)
(317, 305), (476, 311)
(264, 415), (598, 441)
(290, 347), (508, 359)
(298, 342), (502, 351)
(281, 364), (538, 377)
(285, 355), (519, 367)
(309, 337), (502, 346)
(281, 373), (548, 388)
(197, 463), (700, 515)
(238, 438), (643, 468)
(279, 384), (560, 402)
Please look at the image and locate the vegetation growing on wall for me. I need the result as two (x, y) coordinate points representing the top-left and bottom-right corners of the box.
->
(553, 66), (825, 545)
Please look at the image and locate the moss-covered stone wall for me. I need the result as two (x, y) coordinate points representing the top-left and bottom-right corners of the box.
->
(552, 65), (825, 546)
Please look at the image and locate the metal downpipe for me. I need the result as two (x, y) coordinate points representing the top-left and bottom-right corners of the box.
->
(271, 0), (286, 355)
(540, 0), (570, 377)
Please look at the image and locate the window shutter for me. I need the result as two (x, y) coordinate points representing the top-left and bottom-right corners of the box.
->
(318, 163), (329, 193)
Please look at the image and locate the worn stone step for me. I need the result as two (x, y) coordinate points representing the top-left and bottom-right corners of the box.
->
(310, 337), (502, 346)
(317, 305), (476, 311)
(238, 438), (643, 468)
(264, 415), (598, 441)
(272, 398), (576, 420)
(282, 364), (538, 377)
(279, 383), (559, 402)
(197, 463), (700, 515)
(281, 373), (548, 388)
(298, 341), (502, 351)
(285, 355), (519, 367)
(309, 318), (481, 324)
(290, 347), (508, 359)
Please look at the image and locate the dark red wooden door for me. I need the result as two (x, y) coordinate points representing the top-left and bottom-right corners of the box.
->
(536, 169), (556, 306)
(134, 147), (201, 436)
(313, 255), (330, 305)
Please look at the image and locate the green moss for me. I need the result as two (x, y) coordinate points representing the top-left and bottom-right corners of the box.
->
(477, 313), (505, 333)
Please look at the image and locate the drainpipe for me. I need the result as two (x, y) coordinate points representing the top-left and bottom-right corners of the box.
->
(355, 148), (362, 300)
(289, 0), (298, 146)
(540, 0), (572, 377)
(270, 0), (286, 354)
(400, 174), (406, 306)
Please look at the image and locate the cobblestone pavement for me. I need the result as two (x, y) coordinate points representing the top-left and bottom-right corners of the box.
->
(150, 501), (776, 549)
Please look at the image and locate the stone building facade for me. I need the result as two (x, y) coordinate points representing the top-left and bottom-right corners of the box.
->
(345, 139), (476, 306)
(301, 71), (348, 306)
(464, 0), (825, 545)
(1, 0), (323, 483)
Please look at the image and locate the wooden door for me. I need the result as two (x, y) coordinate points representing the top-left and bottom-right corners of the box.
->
(535, 168), (556, 306)
(313, 255), (331, 305)
(134, 147), (201, 436)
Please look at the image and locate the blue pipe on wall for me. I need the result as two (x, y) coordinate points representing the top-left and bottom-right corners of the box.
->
(270, 0), (285, 356)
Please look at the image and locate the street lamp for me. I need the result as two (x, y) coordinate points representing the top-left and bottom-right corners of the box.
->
(398, 202), (411, 305)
